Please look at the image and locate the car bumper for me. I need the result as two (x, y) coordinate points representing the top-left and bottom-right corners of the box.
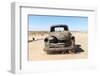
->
(44, 46), (75, 52)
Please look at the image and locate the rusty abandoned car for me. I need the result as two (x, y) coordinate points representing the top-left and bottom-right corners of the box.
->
(44, 24), (75, 54)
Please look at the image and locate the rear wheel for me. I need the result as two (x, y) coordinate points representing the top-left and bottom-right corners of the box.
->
(71, 36), (75, 46)
(70, 36), (76, 53)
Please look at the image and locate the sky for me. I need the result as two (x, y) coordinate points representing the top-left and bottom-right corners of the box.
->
(28, 15), (88, 32)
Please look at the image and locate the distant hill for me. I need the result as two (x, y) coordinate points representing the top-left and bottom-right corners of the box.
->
(28, 31), (49, 35)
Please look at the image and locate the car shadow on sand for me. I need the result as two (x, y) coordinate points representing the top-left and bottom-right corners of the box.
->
(48, 44), (84, 55)
(75, 44), (84, 53)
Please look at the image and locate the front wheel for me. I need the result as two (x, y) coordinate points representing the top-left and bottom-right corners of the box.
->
(62, 51), (66, 54)
(46, 51), (52, 54)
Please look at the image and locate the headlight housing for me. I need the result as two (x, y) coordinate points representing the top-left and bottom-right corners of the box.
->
(49, 36), (58, 43)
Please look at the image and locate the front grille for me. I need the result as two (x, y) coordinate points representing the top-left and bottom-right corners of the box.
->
(49, 39), (58, 43)
(49, 36), (72, 47)
(58, 39), (72, 47)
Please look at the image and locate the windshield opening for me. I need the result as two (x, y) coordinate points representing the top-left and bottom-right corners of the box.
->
(55, 27), (64, 32)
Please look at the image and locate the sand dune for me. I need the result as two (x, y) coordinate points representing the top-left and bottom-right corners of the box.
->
(28, 32), (88, 61)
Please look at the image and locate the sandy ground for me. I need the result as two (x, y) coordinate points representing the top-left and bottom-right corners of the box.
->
(28, 32), (88, 61)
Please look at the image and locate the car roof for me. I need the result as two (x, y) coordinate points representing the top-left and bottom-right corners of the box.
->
(50, 24), (69, 32)
(51, 24), (68, 28)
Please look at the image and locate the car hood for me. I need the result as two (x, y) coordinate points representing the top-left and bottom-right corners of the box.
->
(49, 31), (71, 40)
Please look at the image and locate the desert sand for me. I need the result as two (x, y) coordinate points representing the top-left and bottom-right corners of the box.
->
(28, 32), (88, 61)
